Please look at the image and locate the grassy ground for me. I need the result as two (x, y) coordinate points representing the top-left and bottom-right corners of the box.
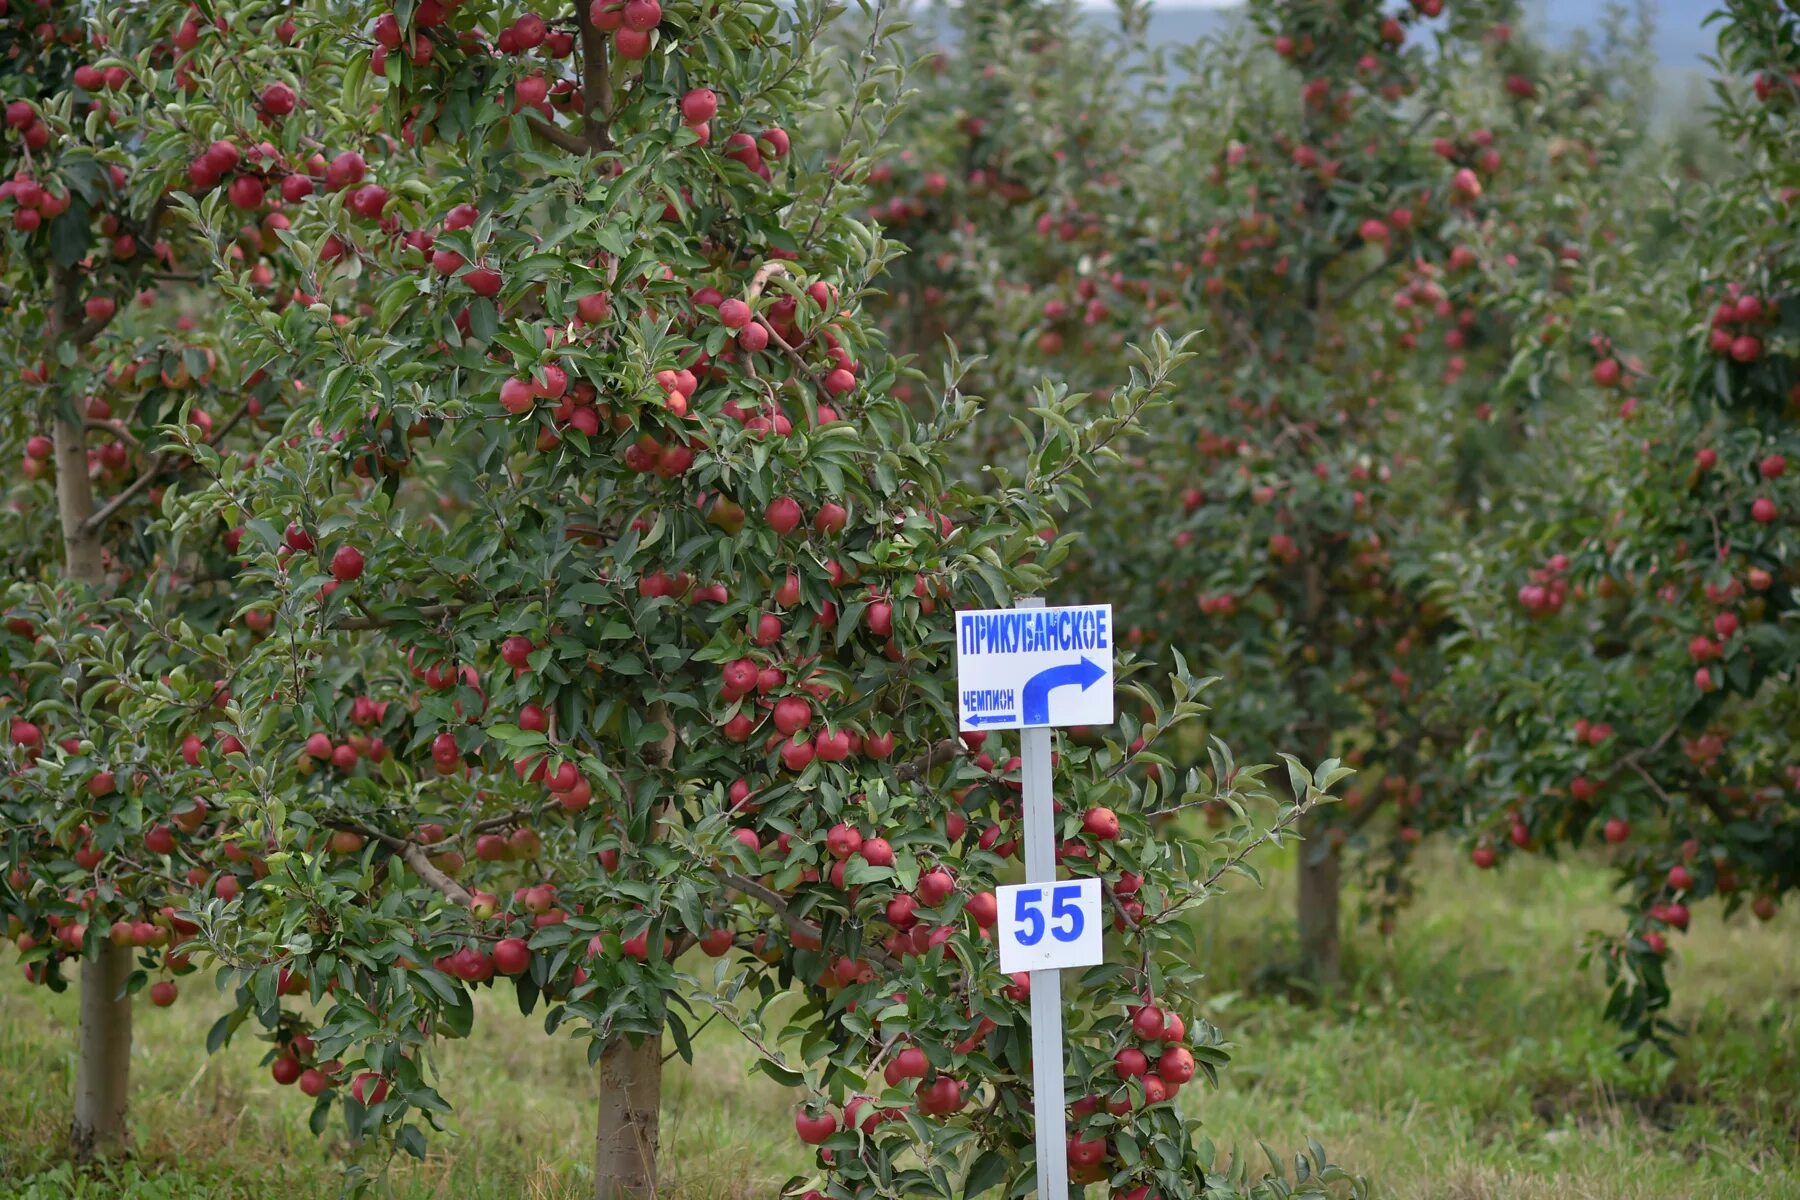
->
(2, 845), (1795, 1199)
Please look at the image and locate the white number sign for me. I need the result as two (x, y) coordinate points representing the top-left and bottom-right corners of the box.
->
(996, 878), (1104, 974)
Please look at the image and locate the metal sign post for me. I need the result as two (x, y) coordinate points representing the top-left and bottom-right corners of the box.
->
(1020, 648), (1068, 1200)
(955, 598), (1114, 1200)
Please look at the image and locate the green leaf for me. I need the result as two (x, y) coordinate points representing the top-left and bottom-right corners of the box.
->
(397, 1124), (428, 1160)
(752, 1058), (804, 1088)
(50, 203), (93, 269)
(963, 1149), (1008, 1198)
(468, 298), (499, 343)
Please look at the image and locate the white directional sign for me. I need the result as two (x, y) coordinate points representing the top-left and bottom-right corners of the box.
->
(996, 878), (1104, 974)
(954, 604), (1113, 732)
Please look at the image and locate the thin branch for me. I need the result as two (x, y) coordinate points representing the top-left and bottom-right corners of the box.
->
(397, 842), (472, 907)
(1634, 759), (1735, 829)
(81, 400), (252, 534)
(690, 992), (804, 1083)
(84, 455), (172, 531)
(1628, 759), (1676, 810)
(1039, 386), (1159, 490)
(332, 602), (465, 631)
(746, 260), (792, 303)
(663, 1011), (719, 1062)
(465, 798), (562, 838)
(722, 873), (899, 971)
(328, 818), (472, 907)
(1201, 792), (1320, 893)
(895, 737), (961, 783)
(759, 316), (825, 386)
(86, 419), (141, 449)
(1131, 795), (1323, 932)
(1606, 719), (1682, 784)
(801, 0), (891, 250)
(526, 114), (589, 156)
(1327, 248), (1405, 310)
(68, 310), (114, 347)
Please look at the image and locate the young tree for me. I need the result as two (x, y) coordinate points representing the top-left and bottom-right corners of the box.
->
(1439, 0), (1798, 1051)
(6, 1), (1364, 1196)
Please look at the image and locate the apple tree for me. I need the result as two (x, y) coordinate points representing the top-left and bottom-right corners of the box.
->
(1436, 0), (1798, 1051)
(0, 0), (299, 1156)
(7, 0), (1368, 1196)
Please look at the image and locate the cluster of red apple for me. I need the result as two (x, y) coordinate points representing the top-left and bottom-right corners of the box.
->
(587, 0), (662, 60)
(1433, 124), (1505, 182)
(1634, 852), (1705, 957)
(1514, 552), (1571, 617)
(366, 3), (575, 115)
(302, 726), (391, 776)
(1706, 286), (1777, 364)
(266, 1029), (348, 1098)
(6, 861), (199, 999)
(0, 161), (69, 234)
(1389, 262), (1481, 371)
(1061, 1003), (1197, 1184)
(2, 97), (51, 155)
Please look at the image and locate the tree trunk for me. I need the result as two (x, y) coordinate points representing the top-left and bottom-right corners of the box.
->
(1296, 810), (1342, 989)
(594, 1035), (661, 1200)
(52, 348), (133, 1158)
(69, 941), (133, 1159)
(52, 414), (105, 585)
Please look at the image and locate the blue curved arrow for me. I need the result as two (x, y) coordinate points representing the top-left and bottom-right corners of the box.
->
(1021, 657), (1105, 725)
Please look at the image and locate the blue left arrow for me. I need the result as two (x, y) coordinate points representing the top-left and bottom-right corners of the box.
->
(966, 713), (1016, 727)
(1020, 657), (1106, 725)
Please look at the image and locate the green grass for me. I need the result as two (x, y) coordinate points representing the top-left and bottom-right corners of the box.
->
(2, 845), (1796, 1198)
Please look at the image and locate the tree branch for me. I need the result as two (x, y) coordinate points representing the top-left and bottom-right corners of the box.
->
(722, 873), (898, 970)
(86, 419), (141, 449)
(328, 818), (472, 906)
(746, 260), (792, 303)
(1327, 248), (1405, 310)
(896, 737), (961, 782)
(81, 400), (252, 535)
(331, 602), (465, 632)
(69, 310), (114, 347)
(1202, 792), (1319, 892)
(527, 114), (590, 156)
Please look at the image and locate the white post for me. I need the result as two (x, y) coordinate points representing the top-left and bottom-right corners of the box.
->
(1017, 597), (1068, 1200)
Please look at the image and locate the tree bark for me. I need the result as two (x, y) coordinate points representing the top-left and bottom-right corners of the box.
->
(69, 941), (133, 1159)
(52, 414), (105, 583)
(58, 405), (135, 1158)
(594, 1035), (661, 1200)
(51, 268), (134, 1159)
(1296, 809), (1342, 989)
